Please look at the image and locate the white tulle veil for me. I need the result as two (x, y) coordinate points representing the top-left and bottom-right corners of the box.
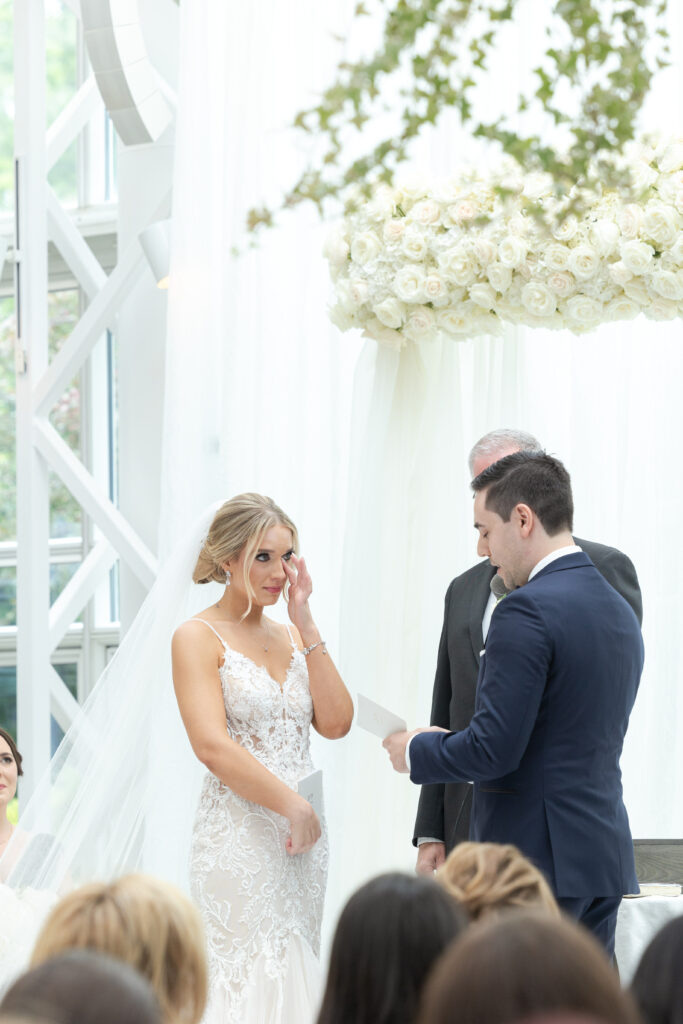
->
(1, 501), (224, 904)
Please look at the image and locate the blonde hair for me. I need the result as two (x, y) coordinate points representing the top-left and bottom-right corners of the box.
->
(30, 874), (207, 1024)
(192, 493), (298, 614)
(436, 841), (559, 921)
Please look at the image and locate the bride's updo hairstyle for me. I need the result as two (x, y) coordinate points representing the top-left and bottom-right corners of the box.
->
(192, 493), (299, 613)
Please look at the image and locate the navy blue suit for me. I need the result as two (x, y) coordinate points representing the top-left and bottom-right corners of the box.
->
(409, 551), (643, 902)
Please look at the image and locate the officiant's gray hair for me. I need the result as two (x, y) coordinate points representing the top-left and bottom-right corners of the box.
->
(468, 429), (541, 476)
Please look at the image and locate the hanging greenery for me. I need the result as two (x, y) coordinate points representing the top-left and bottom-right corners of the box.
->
(247, 0), (670, 233)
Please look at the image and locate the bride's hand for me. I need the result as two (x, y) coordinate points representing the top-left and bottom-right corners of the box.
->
(285, 800), (321, 856)
(282, 555), (314, 632)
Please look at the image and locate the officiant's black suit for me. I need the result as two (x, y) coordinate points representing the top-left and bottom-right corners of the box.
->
(412, 537), (643, 851)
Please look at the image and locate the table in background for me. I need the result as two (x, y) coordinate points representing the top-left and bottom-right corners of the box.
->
(615, 894), (683, 984)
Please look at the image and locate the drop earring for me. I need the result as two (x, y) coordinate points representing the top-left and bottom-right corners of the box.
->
(225, 569), (232, 586)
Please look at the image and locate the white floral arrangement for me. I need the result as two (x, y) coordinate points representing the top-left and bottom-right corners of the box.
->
(324, 138), (683, 348)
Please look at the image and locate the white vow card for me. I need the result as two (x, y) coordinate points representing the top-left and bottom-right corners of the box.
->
(356, 693), (407, 740)
(297, 769), (324, 818)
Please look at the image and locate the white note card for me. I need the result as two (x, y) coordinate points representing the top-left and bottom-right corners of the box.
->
(297, 769), (324, 819)
(356, 693), (407, 740)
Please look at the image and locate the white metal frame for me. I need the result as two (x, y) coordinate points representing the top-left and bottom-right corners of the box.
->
(13, 0), (164, 798)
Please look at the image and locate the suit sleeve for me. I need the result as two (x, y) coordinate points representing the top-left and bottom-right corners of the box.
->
(590, 547), (643, 626)
(411, 582), (453, 843)
(409, 593), (550, 785)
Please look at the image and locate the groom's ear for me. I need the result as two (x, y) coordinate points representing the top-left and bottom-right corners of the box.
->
(515, 503), (534, 537)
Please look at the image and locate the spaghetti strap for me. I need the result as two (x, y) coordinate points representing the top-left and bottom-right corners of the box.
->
(285, 624), (297, 649)
(190, 617), (228, 647)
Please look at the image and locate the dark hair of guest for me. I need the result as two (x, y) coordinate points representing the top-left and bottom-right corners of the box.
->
(471, 451), (574, 536)
(630, 914), (683, 1024)
(0, 948), (161, 1024)
(0, 727), (23, 776)
(316, 871), (467, 1024)
(418, 910), (641, 1024)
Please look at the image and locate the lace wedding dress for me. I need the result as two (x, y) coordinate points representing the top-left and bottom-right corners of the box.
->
(188, 619), (328, 1024)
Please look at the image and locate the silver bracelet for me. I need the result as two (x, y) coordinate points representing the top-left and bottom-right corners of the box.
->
(302, 639), (327, 656)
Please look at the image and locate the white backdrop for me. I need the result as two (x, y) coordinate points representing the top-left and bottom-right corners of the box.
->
(163, 0), (683, 948)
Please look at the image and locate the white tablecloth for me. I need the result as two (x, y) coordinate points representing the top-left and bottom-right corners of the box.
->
(615, 894), (683, 984)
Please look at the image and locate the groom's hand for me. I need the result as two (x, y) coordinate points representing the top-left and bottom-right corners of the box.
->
(383, 726), (451, 773)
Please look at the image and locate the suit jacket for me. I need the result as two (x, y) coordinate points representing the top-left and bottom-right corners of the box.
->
(413, 537), (642, 851)
(409, 552), (643, 897)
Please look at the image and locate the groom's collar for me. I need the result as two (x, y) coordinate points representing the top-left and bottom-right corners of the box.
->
(528, 544), (583, 582)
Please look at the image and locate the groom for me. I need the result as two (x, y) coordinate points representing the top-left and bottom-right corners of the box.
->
(384, 451), (643, 955)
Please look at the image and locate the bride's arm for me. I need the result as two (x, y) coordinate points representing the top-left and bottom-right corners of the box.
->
(284, 556), (354, 740)
(172, 621), (320, 854)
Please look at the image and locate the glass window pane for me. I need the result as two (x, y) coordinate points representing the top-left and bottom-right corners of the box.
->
(0, 564), (16, 626)
(0, 296), (16, 541)
(46, 2), (78, 206)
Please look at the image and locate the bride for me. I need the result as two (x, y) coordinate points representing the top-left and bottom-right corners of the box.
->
(172, 493), (353, 1022)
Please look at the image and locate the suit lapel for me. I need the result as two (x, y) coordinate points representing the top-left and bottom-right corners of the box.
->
(468, 562), (496, 665)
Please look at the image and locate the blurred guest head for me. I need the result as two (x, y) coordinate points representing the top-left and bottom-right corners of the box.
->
(316, 871), (467, 1024)
(437, 841), (559, 921)
(0, 948), (161, 1024)
(419, 911), (640, 1024)
(30, 874), (206, 1024)
(630, 914), (683, 1024)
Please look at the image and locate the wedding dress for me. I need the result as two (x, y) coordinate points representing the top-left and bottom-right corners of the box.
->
(188, 619), (328, 1023)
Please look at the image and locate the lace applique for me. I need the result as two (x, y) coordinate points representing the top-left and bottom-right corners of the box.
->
(189, 639), (328, 1019)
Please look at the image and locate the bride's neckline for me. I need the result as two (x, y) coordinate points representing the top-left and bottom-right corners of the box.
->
(192, 618), (298, 691)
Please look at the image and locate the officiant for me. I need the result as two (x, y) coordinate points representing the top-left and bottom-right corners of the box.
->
(384, 451), (644, 957)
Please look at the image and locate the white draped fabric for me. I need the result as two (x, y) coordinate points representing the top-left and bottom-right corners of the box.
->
(164, 0), (683, 950)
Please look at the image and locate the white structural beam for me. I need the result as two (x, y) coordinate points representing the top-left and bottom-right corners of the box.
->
(14, 0), (52, 795)
(33, 242), (144, 417)
(46, 76), (103, 172)
(34, 418), (158, 589)
(47, 186), (108, 300)
(48, 538), (118, 653)
(49, 665), (82, 735)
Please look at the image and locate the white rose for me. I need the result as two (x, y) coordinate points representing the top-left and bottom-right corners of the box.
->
(449, 198), (480, 223)
(546, 271), (576, 298)
(436, 306), (473, 336)
(608, 261), (633, 287)
(401, 229), (429, 262)
(623, 278), (650, 305)
(620, 240), (654, 275)
(424, 274), (447, 302)
(408, 199), (442, 226)
(350, 231), (381, 265)
(432, 179), (463, 205)
(323, 226), (350, 268)
(617, 204), (644, 239)
(395, 175), (429, 200)
(563, 295), (603, 326)
(335, 279), (360, 313)
(630, 159), (658, 193)
(373, 297), (407, 329)
(486, 263), (512, 293)
(349, 278), (370, 307)
(644, 297), (679, 321)
(328, 304), (357, 332)
(658, 141), (683, 174)
(404, 306), (437, 341)
(552, 215), (578, 242)
(568, 244), (600, 280)
(366, 189), (396, 221)
(361, 317), (405, 350)
(670, 235), (683, 264)
(523, 172), (553, 200)
(651, 269), (683, 301)
(472, 238), (497, 266)
(469, 282), (497, 310)
(643, 201), (681, 248)
(498, 235), (527, 268)
(438, 246), (477, 285)
(521, 281), (556, 318)
(605, 296), (640, 321)
(393, 265), (426, 302)
(590, 219), (620, 257)
(544, 244), (570, 271)
(383, 219), (406, 242)
(654, 172), (682, 206)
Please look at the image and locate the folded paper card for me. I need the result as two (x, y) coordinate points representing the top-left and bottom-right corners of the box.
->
(356, 693), (407, 740)
(297, 769), (324, 819)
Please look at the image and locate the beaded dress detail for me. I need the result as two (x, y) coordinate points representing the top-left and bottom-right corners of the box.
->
(188, 619), (327, 1023)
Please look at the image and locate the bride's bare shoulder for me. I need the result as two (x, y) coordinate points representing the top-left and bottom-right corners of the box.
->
(172, 613), (222, 648)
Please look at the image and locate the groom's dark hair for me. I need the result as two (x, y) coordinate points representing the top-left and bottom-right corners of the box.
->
(471, 451), (574, 536)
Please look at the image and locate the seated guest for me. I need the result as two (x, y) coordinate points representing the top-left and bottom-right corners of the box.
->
(30, 874), (207, 1024)
(0, 728), (23, 881)
(0, 949), (160, 1024)
(316, 872), (467, 1024)
(436, 841), (560, 920)
(419, 911), (640, 1024)
(630, 915), (683, 1024)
